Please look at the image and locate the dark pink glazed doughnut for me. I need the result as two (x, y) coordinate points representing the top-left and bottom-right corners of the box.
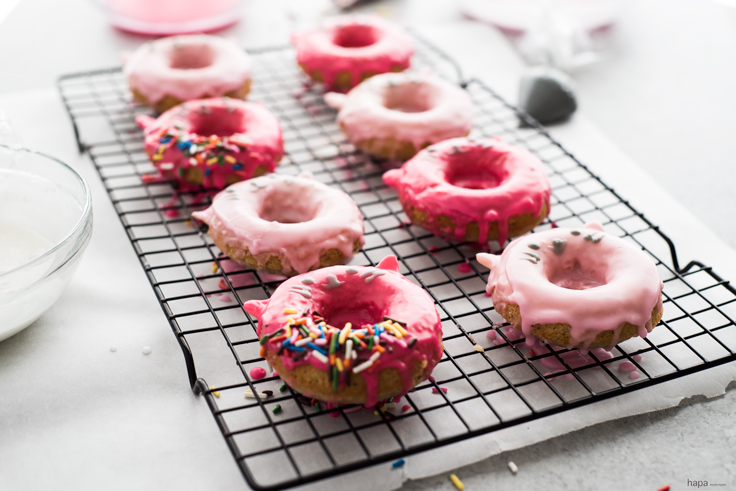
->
(136, 97), (283, 190)
(383, 137), (552, 245)
(243, 256), (443, 406)
(291, 15), (413, 91)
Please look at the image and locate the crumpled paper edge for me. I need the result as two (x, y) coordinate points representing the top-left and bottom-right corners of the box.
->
(295, 361), (736, 491)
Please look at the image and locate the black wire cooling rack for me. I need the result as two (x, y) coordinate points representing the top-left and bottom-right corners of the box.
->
(58, 36), (736, 490)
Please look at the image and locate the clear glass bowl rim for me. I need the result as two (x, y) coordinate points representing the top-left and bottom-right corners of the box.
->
(0, 144), (92, 279)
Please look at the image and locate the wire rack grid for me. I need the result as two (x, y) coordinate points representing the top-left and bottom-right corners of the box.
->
(57, 37), (736, 490)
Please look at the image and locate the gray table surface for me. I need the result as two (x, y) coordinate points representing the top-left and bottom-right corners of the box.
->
(0, 0), (734, 490)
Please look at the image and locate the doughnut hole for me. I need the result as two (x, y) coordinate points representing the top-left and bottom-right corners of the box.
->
(258, 190), (319, 224)
(382, 83), (435, 113)
(188, 107), (242, 137)
(323, 303), (385, 330)
(547, 259), (607, 291)
(169, 44), (216, 69)
(445, 156), (509, 190)
(333, 24), (380, 48)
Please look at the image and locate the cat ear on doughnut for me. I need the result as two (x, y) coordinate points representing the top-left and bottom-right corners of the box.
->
(376, 255), (400, 272)
(243, 299), (267, 318)
(136, 115), (156, 131)
(323, 92), (347, 110)
(476, 253), (500, 271)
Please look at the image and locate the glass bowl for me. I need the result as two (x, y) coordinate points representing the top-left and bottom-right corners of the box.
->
(0, 145), (93, 341)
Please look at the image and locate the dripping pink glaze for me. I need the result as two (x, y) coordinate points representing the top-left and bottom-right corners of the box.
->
(124, 34), (251, 105)
(192, 174), (364, 275)
(477, 223), (664, 350)
(383, 137), (551, 244)
(137, 97), (283, 190)
(292, 15), (413, 91)
(325, 72), (474, 154)
(242, 256), (443, 407)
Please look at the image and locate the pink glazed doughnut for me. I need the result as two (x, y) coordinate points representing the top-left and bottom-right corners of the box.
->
(383, 137), (551, 244)
(477, 223), (664, 350)
(325, 72), (474, 161)
(243, 256), (443, 406)
(192, 173), (365, 276)
(125, 34), (252, 113)
(136, 97), (283, 190)
(292, 15), (413, 91)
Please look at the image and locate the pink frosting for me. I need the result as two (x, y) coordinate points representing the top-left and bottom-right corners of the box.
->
(292, 15), (413, 90)
(192, 173), (365, 275)
(325, 72), (474, 155)
(477, 223), (664, 350)
(137, 97), (283, 190)
(383, 137), (551, 244)
(243, 256), (443, 406)
(124, 34), (251, 105)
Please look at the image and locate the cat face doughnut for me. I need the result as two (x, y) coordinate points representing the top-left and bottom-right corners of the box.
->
(136, 97), (283, 190)
(325, 73), (474, 161)
(192, 174), (364, 276)
(125, 34), (252, 113)
(243, 256), (443, 406)
(384, 137), (551, 244)
(477, 223), (664, 350)
(292, 15), (413, 91)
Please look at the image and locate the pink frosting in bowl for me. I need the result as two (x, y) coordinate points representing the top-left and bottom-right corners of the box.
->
(243, 256), (443, 406)
(477, 223), (664, 351)
(292, 15), (413, 91)
(383, 137), (551, 244)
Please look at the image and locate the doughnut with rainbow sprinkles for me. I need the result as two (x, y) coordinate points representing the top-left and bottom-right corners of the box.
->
(137, 97), (283, 190)
(243, 256), (443, 406)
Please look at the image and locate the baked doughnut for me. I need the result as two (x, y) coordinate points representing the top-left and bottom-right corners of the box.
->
(192, 174), (364, 276)
(243, 256), (443, 406)
(125, 34), (252, 113)
(477, 223), (664, 350)
(325, 72), (474, 161)
(136, 97), (283, 190)
(383, 137), (551, 244)
(292, 15), (412, 91)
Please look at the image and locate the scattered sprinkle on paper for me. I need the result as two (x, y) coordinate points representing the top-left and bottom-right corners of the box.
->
(450, 473), (465, 490)
(508, 461), (519, 474)
(142, 346), (152, 355)
(110, 346), (117, 353)
(392, 459), (405, 468)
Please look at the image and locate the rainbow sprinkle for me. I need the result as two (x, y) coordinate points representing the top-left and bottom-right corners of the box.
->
(450, 474), (464, 490)
(259, 311), (413, 391)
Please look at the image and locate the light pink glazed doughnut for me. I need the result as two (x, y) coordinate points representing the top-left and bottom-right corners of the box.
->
(292, 15), (413, 91)
(192, 173), (365, 276)
(477, 223), (664, 350)
(124, 34), (252, 112)
(325, 72), (474, 161)
(243, 256), (443, 406)
(136, 97), (283, 190)
(383, 137), (551, 244)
